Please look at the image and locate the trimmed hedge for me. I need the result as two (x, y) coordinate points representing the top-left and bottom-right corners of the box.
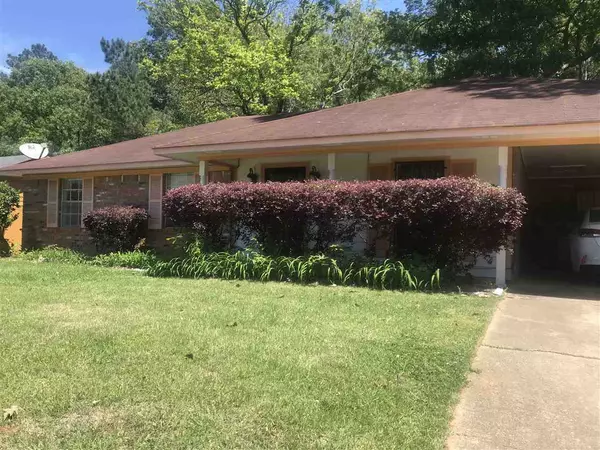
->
(83, 206), (149, 253)
(163, 178), (527, 273)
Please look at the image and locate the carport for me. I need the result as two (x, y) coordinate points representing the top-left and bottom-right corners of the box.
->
(513, 144), (600, 277)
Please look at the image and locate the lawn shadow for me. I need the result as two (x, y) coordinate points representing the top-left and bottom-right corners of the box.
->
(508, 275), (600, 301)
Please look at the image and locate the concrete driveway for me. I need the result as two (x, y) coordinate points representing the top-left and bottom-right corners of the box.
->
(447, 288), (600, 450)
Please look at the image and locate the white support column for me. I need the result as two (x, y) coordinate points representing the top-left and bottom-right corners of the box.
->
(496, 146), (509, 287)
(199, 160), (208, 185)
(328, 153), (336, 180)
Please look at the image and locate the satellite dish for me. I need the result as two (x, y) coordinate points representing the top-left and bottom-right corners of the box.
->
(19, 143), (49, 160)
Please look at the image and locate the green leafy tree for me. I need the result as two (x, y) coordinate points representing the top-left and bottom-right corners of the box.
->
(297, 1), (423, 109)
(81, 38), (158, 149)
(0, 57), (89, 153)
(141, 0), (307, 119)
(383, 0), (600, 81)
(140, 0), (414, 121)
(6, 43), (58, 69)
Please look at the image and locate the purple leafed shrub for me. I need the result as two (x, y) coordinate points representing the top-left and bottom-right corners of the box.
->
(163, 178), (527, 272)
(163, 182), (360, 254)
(162, 183), (248, 251)
(352, 177), (527, 271)
(83, 206), (149, 253)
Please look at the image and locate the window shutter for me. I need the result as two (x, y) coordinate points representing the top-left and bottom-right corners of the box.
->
(148, 174), (163, 230)
(81, 178), (94, 228)
(449, 160), (477, 178)
(46, 179), (59, 228)
(368, 164), (393, 180)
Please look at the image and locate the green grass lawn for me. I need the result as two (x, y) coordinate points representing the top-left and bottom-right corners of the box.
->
(0, 259), (495, 449)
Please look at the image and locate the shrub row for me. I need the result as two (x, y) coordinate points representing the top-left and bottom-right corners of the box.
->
(147, 250), (440, 291)
(163, 178), (527, 273)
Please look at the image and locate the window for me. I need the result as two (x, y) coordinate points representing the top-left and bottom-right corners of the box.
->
(264, 166), (307, 182)
(209, 170), (233, 183)
(60, 178), (83, 228)
(163, 172), (196, 228)
(395, 160), (446, 180)
(165, 172), (196, 191)
(589, 209), (600, 223)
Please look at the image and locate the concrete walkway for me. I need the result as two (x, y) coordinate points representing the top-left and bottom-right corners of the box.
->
(448, 291), (600, 450)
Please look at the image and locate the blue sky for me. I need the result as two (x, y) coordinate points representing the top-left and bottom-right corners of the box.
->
(0, 0), (405, 73)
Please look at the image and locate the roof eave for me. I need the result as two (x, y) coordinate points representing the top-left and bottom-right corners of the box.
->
(153, 122), (600, 160)
(0, 159), (195, 177)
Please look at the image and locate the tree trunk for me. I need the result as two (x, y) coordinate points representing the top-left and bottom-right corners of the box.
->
(0, 231), (10, 257)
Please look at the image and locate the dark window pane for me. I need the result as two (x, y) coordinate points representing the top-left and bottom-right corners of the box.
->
(264, 166), (306, 182)
(395, 161), (445, 180)
(165, 173), (195, 191)
(60, 178), (83, 228)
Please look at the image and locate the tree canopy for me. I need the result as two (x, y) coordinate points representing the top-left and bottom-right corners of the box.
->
(383, 0), (600, 81)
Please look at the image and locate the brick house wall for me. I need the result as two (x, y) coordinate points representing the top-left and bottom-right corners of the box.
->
(11, 175), (178, 255)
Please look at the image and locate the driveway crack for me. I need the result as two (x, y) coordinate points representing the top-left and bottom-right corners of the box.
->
(481, 344), (600, 361)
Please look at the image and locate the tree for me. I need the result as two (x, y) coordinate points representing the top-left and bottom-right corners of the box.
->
(141, 0), (308, 119)
(6, 44), (58, 69)
(0, 58), (89, 153)
(140, 0), (413, 121)
(383, 0), (600, 81)
(80, 38), (158, 149)
(296, 1), (424, 109)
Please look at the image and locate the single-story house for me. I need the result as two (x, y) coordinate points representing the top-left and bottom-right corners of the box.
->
(2, 79), (600, 285)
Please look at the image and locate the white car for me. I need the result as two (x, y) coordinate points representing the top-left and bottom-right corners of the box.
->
(570, 208), (600, 273)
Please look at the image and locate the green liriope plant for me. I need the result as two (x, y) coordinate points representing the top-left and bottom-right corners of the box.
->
(147, 250), (441, 291)
(19, 246), (157, 270)
(19, 246), (88, 264)
(90, 250), (159, 269)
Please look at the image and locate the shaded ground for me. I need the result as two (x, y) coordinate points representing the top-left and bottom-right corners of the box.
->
(0, 260), (495, 449)
(448, 289), (600, 450)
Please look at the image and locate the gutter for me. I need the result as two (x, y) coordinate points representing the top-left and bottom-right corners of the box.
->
(0, 159), (194, 177)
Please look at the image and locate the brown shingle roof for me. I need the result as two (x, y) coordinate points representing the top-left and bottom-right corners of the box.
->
(1, 115), (263, 173)
(159, 79), (600, 148)
(4, 78), (599, 174)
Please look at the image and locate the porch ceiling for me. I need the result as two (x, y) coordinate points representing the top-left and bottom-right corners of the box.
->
(521, 144), (600, 179)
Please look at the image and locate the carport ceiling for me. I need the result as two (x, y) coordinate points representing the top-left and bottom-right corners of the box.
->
(521, 145), (600, 179)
